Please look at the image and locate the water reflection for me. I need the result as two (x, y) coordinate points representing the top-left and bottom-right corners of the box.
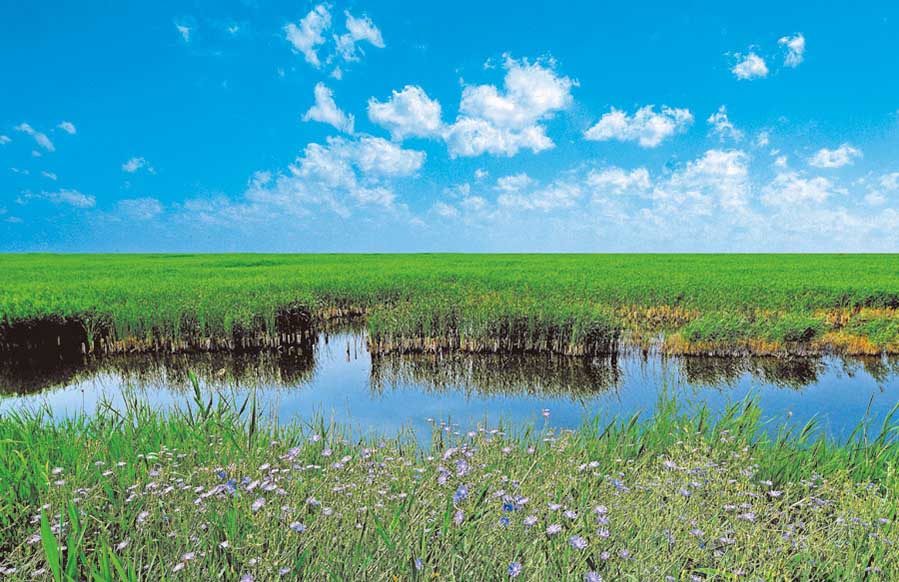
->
(1, 331), (898, 442)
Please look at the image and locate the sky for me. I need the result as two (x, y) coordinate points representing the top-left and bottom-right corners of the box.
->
(2, 0), (899, 252)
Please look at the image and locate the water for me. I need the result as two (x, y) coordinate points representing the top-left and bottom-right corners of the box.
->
(2, 330), (898, 443)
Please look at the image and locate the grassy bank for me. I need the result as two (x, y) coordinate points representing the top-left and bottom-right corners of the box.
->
(0, 391), (897, 580)
(2, 254), (899, 356)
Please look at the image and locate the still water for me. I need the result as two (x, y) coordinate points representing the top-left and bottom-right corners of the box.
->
(2, 330), (898, 442)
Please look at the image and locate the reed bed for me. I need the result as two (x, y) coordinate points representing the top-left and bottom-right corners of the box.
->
(0, 388), (897, 580)
(1, 254), (899, 356)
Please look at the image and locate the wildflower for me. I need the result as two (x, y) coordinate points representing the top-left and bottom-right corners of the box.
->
(453, 485), (469, 504)
(593, 505), (608, 515)
(499, 516), (511, 527)
(737, 512), (756, 522)
(663, 460), (678, 470)
(542, 408), (550, 418)
(289, 522), (306, 533)
(767, 490), (782, 498)
(322, 507), (333, 516)
(548, 503), (562, 511)
(546, 524), (562, 536)
(454, 510), (464, 525)
(523, 515), (537, 527)
(219, 541), (230, 548)
(240, 575), (254, 582)
(414, 558), (423, 571)
(586, 572), (603, 582)
(181, 552), (195, 562)
(278, 568), (291, 576)
(564, 510), (578, 520)
(172, 563), (185, 573)
(597, 528), (610, 538)
(689, 528), (704, 537)
(115, 540), (129, 551)
(619, 549), (631, 559)
(600, 551), (611, 561)
(568, 535), (588, 550)
(508, 562), (522, 578)
(251, 498), (266, 512)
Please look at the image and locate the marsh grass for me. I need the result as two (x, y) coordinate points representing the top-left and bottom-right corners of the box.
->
(0, 383), (897, 580)
(1, 254), (899, 357)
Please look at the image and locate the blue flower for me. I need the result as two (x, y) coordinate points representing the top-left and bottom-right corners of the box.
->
(508, 562), (522, 578)
(453, 485), (469, 504)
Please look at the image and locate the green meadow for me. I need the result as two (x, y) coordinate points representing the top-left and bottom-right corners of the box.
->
(0, 390), (896, 580)
(1, 254), (898, 355)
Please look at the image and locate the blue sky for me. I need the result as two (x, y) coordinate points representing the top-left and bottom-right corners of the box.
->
(2, 1), (899, 252)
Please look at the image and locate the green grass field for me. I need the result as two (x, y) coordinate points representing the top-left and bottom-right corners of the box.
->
(0, 391), (896, 580)
(1, 254), (899, 355)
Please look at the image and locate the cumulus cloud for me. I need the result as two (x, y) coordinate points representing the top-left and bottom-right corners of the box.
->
(706, 106), (743, 142)
(586, 167), (651, 194)
(0, 135), (10, 144)
(368, 85), (443, 139)
(731, 52), (768, 80)
(14, 123), (55, 152)
(57, 121), (76, 135)
(22, 189), (95, 208)
(118, 197), (164, 220)
(335, 11), (385, 62)
(761, 172), (836, 206)
(443, 118), (553, 157)
(498, 181), (582, 211)
(584, 105), (693, 148)
(303, 83), (354, 133)
(285, 5), (332, 67)
(656, 149), (752, 213)
(808, 144), (861, 168)
(778, 34), (806, 67)
(285, 6), (384, 72)
(444, 55), (575, 157)
(122, 157), (154, 173)
(880, 172), (899, 191)
(495, 173), (533, 192)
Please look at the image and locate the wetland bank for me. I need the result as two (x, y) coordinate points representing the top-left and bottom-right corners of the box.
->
(2, 254), (899, 580)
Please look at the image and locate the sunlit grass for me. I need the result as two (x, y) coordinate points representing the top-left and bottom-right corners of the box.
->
(0, 386), (897, 580)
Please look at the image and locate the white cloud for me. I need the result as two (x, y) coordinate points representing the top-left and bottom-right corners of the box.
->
(368, 85), (442, 139)
(731, 52), (768, 80)
(656, 149), (752, 212)
(122, 157), (154, 173)
(586, 167), (651, 194)
(495, 173), (533, 192)
(303, 83), (354, 133)
(285, 5), (331, 67)
(706, 106), (743, 141)
(808, 144), (862, 168)
(779, 34), (806, 67)
(755, 131), (770, 147)
(774, 155), (788, 168)
(41, 171), (58, 181)
(175, 23), (191, 43)
(474, 168), (489, 181)
(0, 135), (10, 144)
(118, 197), (164, 220)
(335, 11), (385, 62)
(761, 172), (836, 207)
(498, 181), (582, 211)
(444, 117), (553, 158)
(23, 189), (95, 208)
(444, 55), (575, 157)
(57, 121), (76, 135)
(14, 123), (55, 152)
(432, 201), (460, 218)
(584, 105), (693, 148)
(865, 191), (887, 206)
(880, 172), (899, 191)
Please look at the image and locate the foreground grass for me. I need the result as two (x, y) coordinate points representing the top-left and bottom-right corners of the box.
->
(1, 254), (899, 356)
(0, 390), (897, 580)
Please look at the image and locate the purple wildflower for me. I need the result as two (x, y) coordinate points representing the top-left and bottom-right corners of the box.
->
(568, 535), (588, 550)
(508, 562), (522, 578)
